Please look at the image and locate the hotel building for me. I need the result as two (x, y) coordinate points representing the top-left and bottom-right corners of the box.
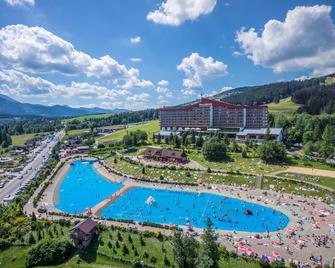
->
(160, 98), (268, 131)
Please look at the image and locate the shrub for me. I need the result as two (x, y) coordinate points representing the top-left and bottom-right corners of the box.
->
(202, 137), (227, 161)
(26, 239), (73, 268)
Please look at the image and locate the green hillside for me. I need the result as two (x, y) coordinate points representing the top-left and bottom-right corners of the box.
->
(98, 120), (160, 144)
(268, 97), (300, 115)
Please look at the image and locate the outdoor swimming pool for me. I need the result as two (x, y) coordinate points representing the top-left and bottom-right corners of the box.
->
(101, 187), (289, 232)
(56, 160), (122, 213)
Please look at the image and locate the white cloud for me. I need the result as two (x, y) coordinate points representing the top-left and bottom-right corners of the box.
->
(4, 0), (34, 7)
(127, 93), (150, 103)
(0, 68), (132, 101)
(157, 80), (169, 87)
(147, 0), (217, 26)
(130, 36), (141, 44)
(236, 5), (335, 76)
(232, 51), (243, 57)
(0, 24), (151, 89)
(177, 53), (228, 89)
(130, 57), (142, 62)
(221, 86), (233, 91)
(0, 69), (58, 96)
(181, 88), (196, 96)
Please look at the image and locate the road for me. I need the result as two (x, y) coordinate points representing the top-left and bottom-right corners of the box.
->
(0, 130), (65, 203)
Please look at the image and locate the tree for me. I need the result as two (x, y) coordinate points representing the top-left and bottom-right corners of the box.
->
(320, 125), (335, 157)
(222, 134), (229, 147)
(202, 137), (227, 161)
(196, 219), (219, 268)
(241, 148), (247, 158)
(230, 140), (239, 152)
(172, 231), (198, 268)
(258, 141), (287, 163)
(195, 135), (204, 148)
(26, 239), (73, 268)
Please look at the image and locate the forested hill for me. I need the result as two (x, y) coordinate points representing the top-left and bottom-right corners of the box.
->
(214, 73), (335, 115)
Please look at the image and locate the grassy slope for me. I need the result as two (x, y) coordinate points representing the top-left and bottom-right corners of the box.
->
(63, 113), (114, 122)
(98, 120), (160, 144)
(11, 133), (38, 146)
(267, 97), (300, 115)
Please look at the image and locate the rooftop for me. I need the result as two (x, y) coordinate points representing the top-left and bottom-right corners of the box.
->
(237, 128), (283, 136)
(72, 218), (97, 234)
(161, 98), (267, 111)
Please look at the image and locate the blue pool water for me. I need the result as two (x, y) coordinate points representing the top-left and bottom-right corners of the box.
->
(101, 187), (289, 232)
(56, 160), (122, 214)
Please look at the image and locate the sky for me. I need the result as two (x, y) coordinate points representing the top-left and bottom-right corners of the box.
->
(0, 0), (335, 110)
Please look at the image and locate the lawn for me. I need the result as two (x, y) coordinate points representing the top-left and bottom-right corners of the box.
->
(188, 150), (286, 175)
(262, 176), (334, 202)
(267, 97), (300, 115)
(98, 120), (160, 144)
(277, 172), (335, 191)
(11, 133), (38, 146)
(108, 156), (256, 186)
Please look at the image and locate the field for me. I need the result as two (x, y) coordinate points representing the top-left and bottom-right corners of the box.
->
(11, 133), (40, 146)
(267, 97), (300, 115)
(98, 120), (160, 144)
(66, 128), (90, 136)
(63, 113), (114, 122)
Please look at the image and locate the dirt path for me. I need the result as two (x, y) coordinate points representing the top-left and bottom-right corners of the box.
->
(269, 166), (335, 178)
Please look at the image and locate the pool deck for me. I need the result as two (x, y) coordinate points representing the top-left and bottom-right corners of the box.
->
(28, 157), (335, 266)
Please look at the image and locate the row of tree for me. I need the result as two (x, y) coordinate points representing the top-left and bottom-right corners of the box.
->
(123, 130), (148, 147)
(66, 109), (159, 131)
(0, 127), (12, 148)
(271, 113), (335, 157)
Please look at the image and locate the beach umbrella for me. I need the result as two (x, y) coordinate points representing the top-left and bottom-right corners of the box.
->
(245, 248), (254, 255)
(238, 245), (245, 251)
(272, 251), (281, 258)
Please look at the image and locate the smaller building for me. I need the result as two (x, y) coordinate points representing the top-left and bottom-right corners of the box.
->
(96, 125), (126, 134)
(70, 218), (97, 249)
(236, 128), (283, 143)
(0, 157), (14, 165)
(75, 146), (90, 154)
(143, 148), (188, 163)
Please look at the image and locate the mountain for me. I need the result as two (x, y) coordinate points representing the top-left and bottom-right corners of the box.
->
(174, 73), (335, 115)
(0, 94), (128, 117)
(213, 73), (335, 106)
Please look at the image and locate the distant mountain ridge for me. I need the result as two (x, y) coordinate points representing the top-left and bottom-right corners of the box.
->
(0, 94), (128, 117)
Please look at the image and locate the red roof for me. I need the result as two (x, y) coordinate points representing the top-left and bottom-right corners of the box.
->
(72, 218), (97, 234)
(160, 98), (267, 111)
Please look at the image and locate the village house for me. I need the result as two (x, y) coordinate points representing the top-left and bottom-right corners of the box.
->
(96, 125), (126, 134)
(143, 148), (188, 163)
(70, 218), (97, 249)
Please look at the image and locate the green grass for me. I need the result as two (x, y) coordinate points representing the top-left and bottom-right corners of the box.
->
(98, 120), (160, 144)
(188, 150), (285, 175)
(108, 156), (256, 186)
(11, 133), (38, 146)
(66, 128), (90, 136)
(262, 176), (334, 201)
(268, 97), (300, 115)
(288, 157), (335, 171)
(63, 113), (114, 122)
(277, 172), (335, 191)
(0, 247), (29, 268)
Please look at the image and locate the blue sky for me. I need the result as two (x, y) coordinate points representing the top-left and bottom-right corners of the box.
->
(0, 0), (335, 110)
